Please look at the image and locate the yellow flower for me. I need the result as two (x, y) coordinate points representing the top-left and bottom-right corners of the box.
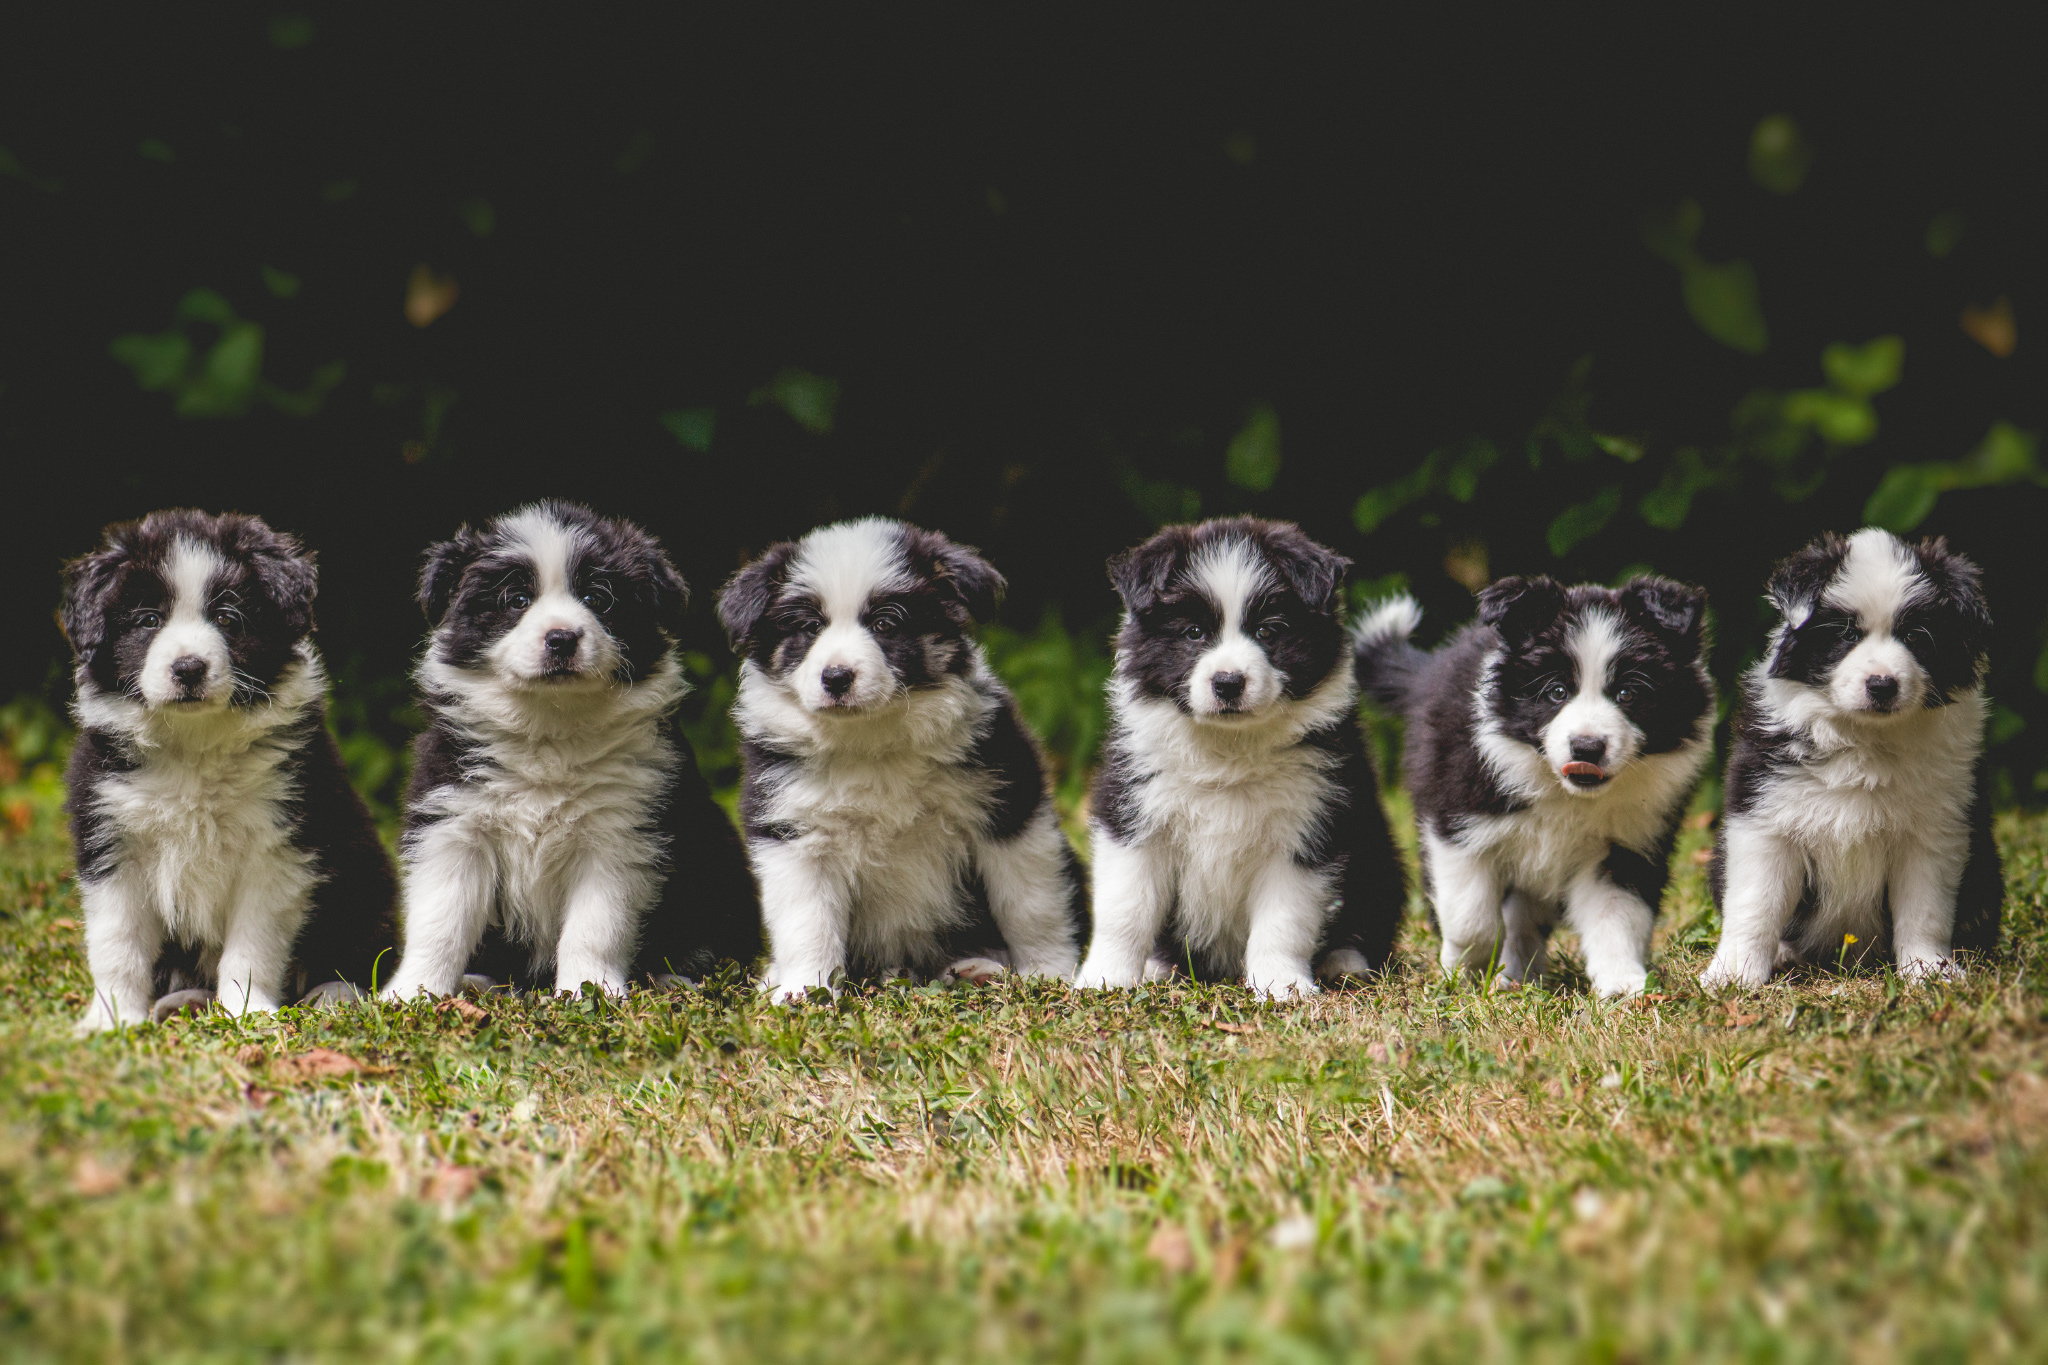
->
(1843, 934), (1858, 945)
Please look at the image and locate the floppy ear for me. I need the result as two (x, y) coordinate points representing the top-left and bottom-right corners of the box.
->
(1912, 535), (1993, 655)
(646, 555), (690, 638)
(418, 527), (484, 627)
(716, 541), (796, 649)
(1619, 575), (1707, 661)
(1260, 523), (1351, 614)
(1766, 533), (1848, 621)
(231, 518), (318, 640)
(922, 532), (1006, 624)
(1477, 575), (1567, 645)
(59, 540), (131, 666)
(1106, 526), (1194, 615)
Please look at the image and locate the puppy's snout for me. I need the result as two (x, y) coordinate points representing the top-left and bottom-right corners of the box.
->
(1211, 670), (1246, 703)
(543, 628), (583, 662)
(169, 656), (209, 690)
(1568, 735), (1607, 765)
(1865, 674), (1899, 706)
(821, 664), (857, 699)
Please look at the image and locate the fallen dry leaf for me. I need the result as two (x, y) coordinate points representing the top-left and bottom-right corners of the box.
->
(436, 996), (488, 1023)
(1691, 848), (1715, 866)
(1145, 1221), (1195, 1274)
(50, 917), (79, 931)
(279, 1048), (367, 1079)
(1961, 297), (2017, 358)
(243, 1083), (278, 1107)
(1214, 1021), (1258, 1035)
(423, 1163), (482, 1203)
(71, 1155), (124, 1197)
(405, 264), (460, 328)
(1684, 810), (1716, 831)
(235, 1043), (267, 1067)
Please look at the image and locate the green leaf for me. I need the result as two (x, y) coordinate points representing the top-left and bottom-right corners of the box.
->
(1956, 421), (2039, 483)
(749, 368), (839, 435)
(108, 331), (193, 392)
(1638, 447), (1733, 531)
(1546, 484), (1622, 556)
(660, 408), (717, 452)
(1782, 389), (1877, 446)
(1865, 422), (2042, 531)
(1640, 200), (1702, 265)
(1224, 405), (1282, 492)
(1926, 210), (1965, 260)
(261, 266), (301, 299)
(1682, 258), (1768, 354)
(1352, 453), (1438, 535)
(1591, 433), (1644, 463)
(1748, 115), (1813, 195)
(175, 322), (265, 416)
(176, 289), (236, 325)
(1820, 336), (1903, 397)
(1862, 465), (1942, 533)
(1443, 439), (1497, 500)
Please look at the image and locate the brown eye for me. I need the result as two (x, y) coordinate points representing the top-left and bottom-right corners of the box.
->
(1614, 685), (1636, 704)
(1545, 683), (1570, 704)
(211, 609), (239, 632)
(869, 606), (907, 635)
(503, 589), (533, 611)
(135, 610), (163, 631)
(1254, 619), (1284, 642)
(1183, 624), (1208, 643)
(580, 580), (615, 613)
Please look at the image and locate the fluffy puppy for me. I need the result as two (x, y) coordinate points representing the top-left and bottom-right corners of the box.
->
(1702, 528), (2001, 988)
(61, 510), (396, 1031)
(381, 502), (760, 999)
(718, 517), (1086, 1000)
(1357, 575), (1713, 998)
(1075, 518), (1407, 997)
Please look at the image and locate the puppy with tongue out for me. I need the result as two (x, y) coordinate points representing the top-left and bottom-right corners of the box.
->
(1355, 573), (1716, 997)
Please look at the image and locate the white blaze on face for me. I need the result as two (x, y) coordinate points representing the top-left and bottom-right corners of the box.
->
(1819, 527), (1929, 714)
(1542, 609), (1643, 796)
(485, 508), (616, 682)
(140, 538), (234, 707)
(785, 518), (909, 711)
(1185, 539), (1285, 719)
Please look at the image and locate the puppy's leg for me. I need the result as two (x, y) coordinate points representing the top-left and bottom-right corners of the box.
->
(1494, 890), (1551, 987)
(1701, 820), (1805, 991)
(1563, 869), (1652, 1000)
(382, 823), (495, 1001)
(216, 852), (315, 1018)
(753, 840), (851, 1003)
(1075, 830), (1173, 989)
(78, 873), (162, 1033)
(1890, 830), (1968, 984)
(1421, 830), (1503, 980)
(976, 807), (1082, 980)
(1242, 858), (1332, 999)
(554, 858), (655, 997)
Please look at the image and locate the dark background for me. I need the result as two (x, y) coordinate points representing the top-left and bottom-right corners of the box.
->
(3, 5), (2042, 806)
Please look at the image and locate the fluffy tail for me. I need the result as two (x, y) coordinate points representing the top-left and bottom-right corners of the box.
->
(1352, 595), (1426, 710)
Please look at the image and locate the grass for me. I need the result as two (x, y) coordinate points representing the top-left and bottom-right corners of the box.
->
(2, 773), (2047, 1362)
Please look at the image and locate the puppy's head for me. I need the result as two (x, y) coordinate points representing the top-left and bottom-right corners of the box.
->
(419, 502), (686, 687)
(1480, 574), (1710, 797)
(61, 509), (317, 711)
(1765, 527), (1989, 720)
(1109, 518), (1350, 721)
(717, 517), (1000, 714)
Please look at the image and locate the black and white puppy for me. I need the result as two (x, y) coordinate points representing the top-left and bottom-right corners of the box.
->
(61, 510), (397, 1031)
(718, 517), (1086, 1000)
(1356, 575), (1713, 998)
(1702, 528), (2001, 988)
(381, 502), (760, 999)
(1075, 518), (1407, 997)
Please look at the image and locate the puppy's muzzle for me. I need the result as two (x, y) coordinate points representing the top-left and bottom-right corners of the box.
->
(542, 628), (583, 674)
(1563, 735), (1610, 788)
(1864, 673), (1900, 711)
(820, 664), (857, 701)
(1211, 670), (1246, 706)
(169, 655), (210, 701)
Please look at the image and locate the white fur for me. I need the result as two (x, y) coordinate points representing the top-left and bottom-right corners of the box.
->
(73, 644), (327, 1032)
(780, 517), (917, 712)
(1077, 662), (1361, 998)
(1542, 611), (1641, 791)
(1353, 596), (1423, 656)
(137, 538), (236, 706)
(485, 508), (619, 682)
(1184, 541), (1285, 718)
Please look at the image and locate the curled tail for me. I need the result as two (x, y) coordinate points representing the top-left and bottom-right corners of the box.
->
(1352, 595), (1426, 711)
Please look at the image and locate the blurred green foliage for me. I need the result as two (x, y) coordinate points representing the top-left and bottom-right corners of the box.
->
(980, 610), (1115, 819)
(109, 289), (343, 418)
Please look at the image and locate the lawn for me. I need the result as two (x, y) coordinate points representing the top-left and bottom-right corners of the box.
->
(2, 772), (2045, 1362)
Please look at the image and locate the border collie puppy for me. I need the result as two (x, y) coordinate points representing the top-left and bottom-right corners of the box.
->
(1356, 574), (1713, 998)
(61, 510), (397, 1031)
(717, 517), (1086, 1000)
(380, 502), (760, 999)
(1702, 528), (2001, 988)
(1075, 518), (1407, 997)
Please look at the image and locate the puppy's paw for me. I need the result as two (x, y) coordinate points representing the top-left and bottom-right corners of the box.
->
(1588, 970), (1647, 1001)
(297, 980), (363, 1010)
(646, 973), (697, 992)
(1316, 948), (1373, 985)
(149, 988), (218, 1024)
(1899, 955), (1964, 985)
(945, 956), (1009, 986)
(1245, 972), (1318, 1001)
(1699, 951), (1772, 992)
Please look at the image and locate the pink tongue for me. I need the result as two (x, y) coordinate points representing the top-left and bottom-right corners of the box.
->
(1561, 761), (1607, 779)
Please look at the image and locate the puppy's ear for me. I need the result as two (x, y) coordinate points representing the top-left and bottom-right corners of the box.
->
(921, 532), (1005, 624)
(1107, 526), (1194, 615)
(229, 517), (318, 640)
(1260, 523), (1351, 613)
(419, 527), (484, 627)
(1478, 575), (1567, 644)
(1913, 535), (1993, 656)
(59, 538), (132, 666)
(1766, 533), (1848, 622)
(1619, 576), (1708, 660)
(647, 556), (690, 638)
(716, 542), (796, 649)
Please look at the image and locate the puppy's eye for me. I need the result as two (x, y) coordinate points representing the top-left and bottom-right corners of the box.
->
(1544, 683), (1570, 704)
(1182, 624), (1208, 643)
(134, 610), (163, 631)
(503, 590), (533, 611)
(868, 607), (907, 636)
(1254, 619), (1284, 642)
(211, 609), (239, 633)
(1841, 626), (1862, 644)
(781, 615), (822, 636)
(1614, 685), (1637, 704)
(579, 582), (614, 612)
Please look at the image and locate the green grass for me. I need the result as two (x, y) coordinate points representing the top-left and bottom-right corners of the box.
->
(3, 778), (2047, 1362)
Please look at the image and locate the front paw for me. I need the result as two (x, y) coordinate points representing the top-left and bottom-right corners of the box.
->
(1899, 955), (1964, 985)
(1009, 950), (1079, 982)
(1245, 971), (1318, 1001)
(150, 988), (218, 1023)
(1587, 968), (1647, 1001)
(1699, 950), (1772, 992)
(1073, 956), (1142, 990)
(297, 981), (364, 1010)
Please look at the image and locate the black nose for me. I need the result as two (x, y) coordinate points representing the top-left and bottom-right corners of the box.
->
(544, 629), (582, 661)
(1866, 674), (1899, 704)
(169, 656), (208, 688)
(1211, 670), (1246, 702)
(821, 664), (856, 698)
(1569, 735), (1607, 764)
